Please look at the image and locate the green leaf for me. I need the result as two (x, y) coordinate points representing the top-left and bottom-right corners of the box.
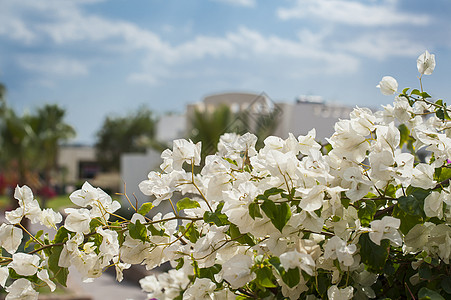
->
(421, 92), (431, 99)
(358, 200), (377, 226)
(175, 257), (184, 270)
(137, 202), (154, 215)
(147, 223), (166, 236)
(198, 264), (222, 281)
(418, 287), (445, 300)
(264, 187), (285, 198)
(249, 202), (263, 219)
(89, 217), (104, 232)
(48, 245), (69, 287)
(8, 268), (39, 283)
(316, 272), (330, 298)
(436, 108), (445, 121)
(268, 257), (300, 288)
(228, 224), (256, 246)
(402, 87), (410, 95)
(441, 277), (451, 294)
(411, 89), (422, 96)
(203, 202), (229, 226)
(176, 197), (200, 211)
(443, 107), (451, 121)
(128, 220), (147, 242)
(255, 266), (277, 288)
(359, 233), (389, 273)
(435, 166), (451, 183)
(53, 226), (71, 244)
(398, 186), (431, 218)
(398, 124), (410, 148)
(392, 205), (423, 235)
(180, 223), (199, 243)
(224, 157), (238, 166)
(418, 263), (432, 280)
(261, 200), (291, 233)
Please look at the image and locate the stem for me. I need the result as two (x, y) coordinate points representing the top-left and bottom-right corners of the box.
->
(119, 183), (137, 212)
(405, 282), (416, 300)
(191, 160), (213, 212)
(168, 198), (179, 216)
(28, 242), (64, 255)
(18, 223), (44, 247)
(419, 75), (423, 93)
(374, 204), (395, 218)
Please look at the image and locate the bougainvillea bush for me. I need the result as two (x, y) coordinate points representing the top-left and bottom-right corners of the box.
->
(1, 51), (450, 300)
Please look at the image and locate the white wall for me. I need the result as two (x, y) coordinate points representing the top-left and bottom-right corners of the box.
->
(120, 149), (161, 207)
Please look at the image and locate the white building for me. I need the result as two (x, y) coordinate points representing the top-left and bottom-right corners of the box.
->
(120, 91), (354, 207)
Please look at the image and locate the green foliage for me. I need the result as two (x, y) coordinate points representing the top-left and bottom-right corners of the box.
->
(137, 202), (154, 216)
(176, 197), (200, 211)
(268, 257), (300, 288)
(358, 200), (377, 226)
(254, 266), (277, 288)
(127, 220), (147, 242)
(359, 233), (390, 273)
(261, 200), (291, 233)
(203, 202), (229, 226)
(48, 245), (69, 287)
(95, 107), (157, 171)
(418, 287), (445, 300)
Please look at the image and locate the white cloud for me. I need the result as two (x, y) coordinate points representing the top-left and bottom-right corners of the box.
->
(210, 0), (256, 8)
(17, 55), (89, 76)
(277, 0), (429, 26)
(334, 31), (426, 60)
(0, 0), (426, 88)
(131, 26), (360, 84)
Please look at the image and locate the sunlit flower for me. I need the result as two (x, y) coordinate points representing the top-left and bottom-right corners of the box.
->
(417, 50), (435, 75)
(377, 76), (398, 95)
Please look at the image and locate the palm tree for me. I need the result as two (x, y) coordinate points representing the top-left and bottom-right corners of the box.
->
(28, 104), (75, 189)
(189, 104), (281, 160)
(95, 107), (157, 172)
(189, 105), (247, 159)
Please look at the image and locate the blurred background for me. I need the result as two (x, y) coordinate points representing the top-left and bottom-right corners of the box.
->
(1, 0), (450, 229)
(2, 0), (451, 234)
(1, 0), (450, 298)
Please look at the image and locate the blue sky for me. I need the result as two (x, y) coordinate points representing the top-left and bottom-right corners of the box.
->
(1, 0), (450, 144)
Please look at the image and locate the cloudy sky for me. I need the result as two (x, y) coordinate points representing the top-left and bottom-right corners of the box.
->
(1, 0), (450, 144)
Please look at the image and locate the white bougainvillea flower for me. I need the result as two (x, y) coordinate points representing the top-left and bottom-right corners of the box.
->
(404, 222), (435, 252)
(64, 208), (92, 234)
(39, 208), (63, 229)
(417, 50), (435, 75)
(279, 250), (315, 275)
(424, 191), (444, 219)
(0, 223), (23, 254)
(369, 216), (401, 246)
(5, 278), (38, 300)
(171, 139), (201, 170)
(9, 253), (40, 276)
(0, 266), (9, 288)
(70, 181), (98, 207)
(377, 76), (398, 95)
(327, 285), (354, 300)
(97, 227), (119, 257)
(324, 236), (357, 267)
(183, 277), (216, 300)
(37, 269), (56, 292)
(222, 254), (255, 289)
(411, 163), (436, 190)
(6, 185), (42, 225)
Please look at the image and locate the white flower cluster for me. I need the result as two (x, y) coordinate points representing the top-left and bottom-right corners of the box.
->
(1, 51), (450, 300)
